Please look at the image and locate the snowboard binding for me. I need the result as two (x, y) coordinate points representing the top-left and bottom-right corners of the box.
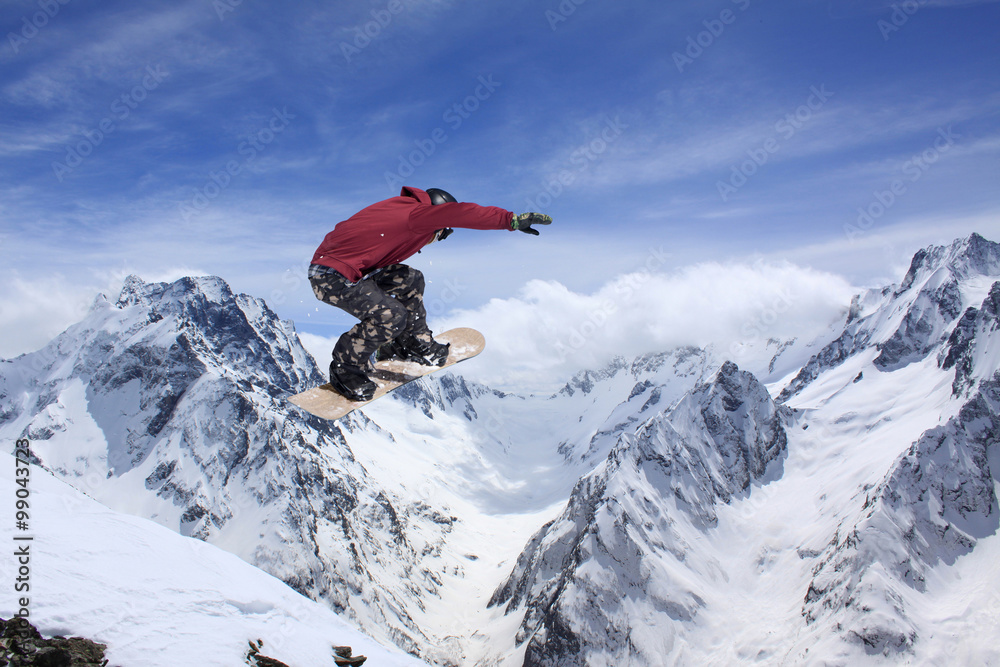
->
(376, 335), (450, 367)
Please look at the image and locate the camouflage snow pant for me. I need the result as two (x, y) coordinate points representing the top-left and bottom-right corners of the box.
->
(309, 264), (433, 368)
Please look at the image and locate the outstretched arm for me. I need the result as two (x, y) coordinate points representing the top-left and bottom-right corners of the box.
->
(408, 202), (511, 233)
(408, 203), (553, 235)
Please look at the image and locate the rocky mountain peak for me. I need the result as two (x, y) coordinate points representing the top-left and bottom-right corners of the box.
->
(116, 274), (234, 308)
(780, 233), (1000, 399)
(900, 233), (1000, 293)
(689, 360), (789, 493)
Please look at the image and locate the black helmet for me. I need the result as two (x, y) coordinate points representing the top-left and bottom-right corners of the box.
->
(426, 188), (457, 205)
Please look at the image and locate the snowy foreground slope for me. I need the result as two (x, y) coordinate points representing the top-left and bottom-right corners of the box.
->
(1, 233), (999, 666)
(0, 464), (429, 667)
(0, 275), (462, 660)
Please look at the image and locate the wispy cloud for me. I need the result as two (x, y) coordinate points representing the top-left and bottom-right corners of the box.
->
(548, 86), (1000, 197)
(0, 269), (118, 357)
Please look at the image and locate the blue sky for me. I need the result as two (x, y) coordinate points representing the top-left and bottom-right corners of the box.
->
(2, 0), (999, 375)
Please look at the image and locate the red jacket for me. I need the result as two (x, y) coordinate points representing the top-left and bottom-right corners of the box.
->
(312, 186), (513, 282)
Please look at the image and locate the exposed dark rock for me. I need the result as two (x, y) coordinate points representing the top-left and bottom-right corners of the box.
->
(0, 618), (107, 667)
(939, 282), (1000, 395)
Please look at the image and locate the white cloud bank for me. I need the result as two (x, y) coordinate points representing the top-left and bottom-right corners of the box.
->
(430, 260), (857, 391)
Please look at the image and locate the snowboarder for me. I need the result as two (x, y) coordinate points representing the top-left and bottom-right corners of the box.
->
(309, 186), (551, 401)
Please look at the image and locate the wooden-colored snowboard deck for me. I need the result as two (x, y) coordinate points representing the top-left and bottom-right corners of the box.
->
(289, 328), (485, 421)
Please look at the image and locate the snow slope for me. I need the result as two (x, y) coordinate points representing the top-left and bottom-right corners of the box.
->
(0, 462), (429, 667)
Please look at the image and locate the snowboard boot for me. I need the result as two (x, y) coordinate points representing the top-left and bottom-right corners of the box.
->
(373, 339), (409, 364)
(378, 334), (450, 367)
(328, 361), (376, 402)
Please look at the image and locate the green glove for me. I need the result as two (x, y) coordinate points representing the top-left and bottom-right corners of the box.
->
(512, 213), (553, 236)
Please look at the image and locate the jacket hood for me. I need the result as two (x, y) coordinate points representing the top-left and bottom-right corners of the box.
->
(400, 186), (431, 204)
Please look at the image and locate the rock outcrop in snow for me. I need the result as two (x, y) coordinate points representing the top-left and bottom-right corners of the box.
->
(939, 281), (1000, 395)
(0, 618), (107, 667)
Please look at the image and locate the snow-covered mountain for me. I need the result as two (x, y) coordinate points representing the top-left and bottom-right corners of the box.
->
(778, 232), (1000, 400)
(790, 237), (1000, 658)
(802, 372), (1000, 655)
(489, 361), (791, 666)
(0, 274), (467, 659)
(397, 233), (1000, 665)
(2, 233), (999, 666)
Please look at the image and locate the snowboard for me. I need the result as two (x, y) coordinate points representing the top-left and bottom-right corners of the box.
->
(289, 327), (485, 421)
